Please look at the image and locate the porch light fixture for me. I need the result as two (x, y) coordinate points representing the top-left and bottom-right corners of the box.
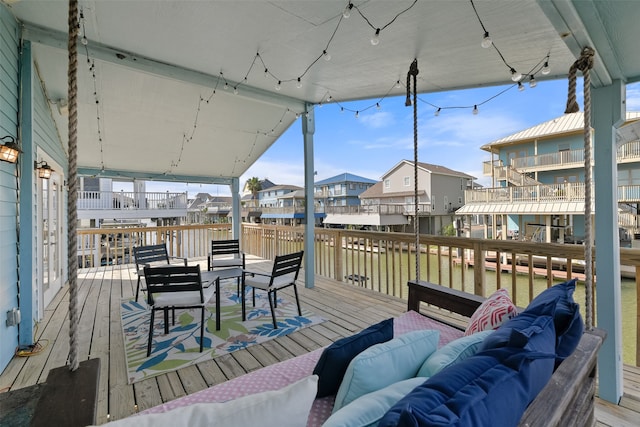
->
(34, 160), (53, 179)
(0, 136), (20, 164)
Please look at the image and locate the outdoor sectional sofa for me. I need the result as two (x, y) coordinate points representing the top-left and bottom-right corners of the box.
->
(103, 279), (605, 427)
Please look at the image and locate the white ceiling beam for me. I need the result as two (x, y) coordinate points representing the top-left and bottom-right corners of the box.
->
(537, 0), (612, 88)
(22, 23), (307, 112)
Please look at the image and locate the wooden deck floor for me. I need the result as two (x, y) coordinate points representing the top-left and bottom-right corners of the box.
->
(0, 257), (638, 426)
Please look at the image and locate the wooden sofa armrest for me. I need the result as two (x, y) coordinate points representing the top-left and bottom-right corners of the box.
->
(408, 280), (485, 318)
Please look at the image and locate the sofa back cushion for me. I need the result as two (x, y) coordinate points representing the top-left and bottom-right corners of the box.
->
(417, 330), (494, 378)
(333, 329), (439, 411)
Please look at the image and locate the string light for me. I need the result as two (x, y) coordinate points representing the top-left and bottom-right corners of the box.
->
(296, 78), (303, 89)
(518, 81), (525, 92)
(528, 75), (537, 88)
(275, 81), (281, 91)
(323, 50), (331, 61)
(481, 31), (492, 48)
(472, 105), (479, 115)
(233, 86), (238, 95)
(371, 29), (381, 46)
(510, 68), (522, 82)
(395, 80), (402, 88)
(376, 102), (381, 110)
(355, 111), (359, 118)
(343, 2), (353, 18)
(434, 107), (441, 116)
(541, 57), (551, 75)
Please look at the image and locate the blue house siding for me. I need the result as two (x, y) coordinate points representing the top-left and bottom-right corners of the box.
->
(0, 5), (21, 373)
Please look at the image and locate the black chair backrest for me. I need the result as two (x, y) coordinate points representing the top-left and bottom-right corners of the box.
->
(133, 244), (170, 267)
(211, 239), (241, 256)
(143, 265), (203, 304)
(271, 251), (304, 282)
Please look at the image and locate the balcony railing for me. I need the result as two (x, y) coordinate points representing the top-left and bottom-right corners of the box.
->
(77, 222), (640, 365)
(325, 203), (432, 215)
(77, 191), (188, 210)
(464, 182), (587, 204)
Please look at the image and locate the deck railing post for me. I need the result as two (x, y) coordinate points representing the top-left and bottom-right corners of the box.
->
(473, 242), (485, 297)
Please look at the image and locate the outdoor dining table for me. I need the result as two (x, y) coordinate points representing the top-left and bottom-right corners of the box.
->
(200, 267), (244, 331)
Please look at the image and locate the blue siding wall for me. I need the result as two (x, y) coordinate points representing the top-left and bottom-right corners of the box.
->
(0, 5), (21, 373)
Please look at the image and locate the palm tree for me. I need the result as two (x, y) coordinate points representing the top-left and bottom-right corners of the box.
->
(245, 177), (262, 207)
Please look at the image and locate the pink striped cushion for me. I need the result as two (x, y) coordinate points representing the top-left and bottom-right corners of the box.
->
(464, 288), (517, 336)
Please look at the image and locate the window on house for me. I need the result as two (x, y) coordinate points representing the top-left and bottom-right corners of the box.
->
(403, 176), (410, 186)
(384, 179), (390, 189)
(350, 183), (356, 190)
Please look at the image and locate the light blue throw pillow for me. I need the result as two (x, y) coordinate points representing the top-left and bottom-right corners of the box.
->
(416, 330), (494, 378)
(333, 329), (439, 412)
(323, 377), (426, 427)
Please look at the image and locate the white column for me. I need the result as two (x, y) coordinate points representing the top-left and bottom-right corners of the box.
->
(231, 178), (240, 240)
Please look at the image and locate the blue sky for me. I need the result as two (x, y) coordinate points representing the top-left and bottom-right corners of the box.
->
(139, 80), (640, 197)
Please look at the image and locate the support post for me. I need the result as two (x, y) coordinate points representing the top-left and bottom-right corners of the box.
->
(231, 177), (240, 240)
(302, 104), (315, 288)
(593, 80), (624, 403)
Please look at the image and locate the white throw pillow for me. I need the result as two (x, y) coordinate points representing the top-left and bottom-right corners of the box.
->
(93, 375), (318, 427)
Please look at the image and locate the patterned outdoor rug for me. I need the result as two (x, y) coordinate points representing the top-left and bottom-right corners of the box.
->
(121, 281), (325, 384)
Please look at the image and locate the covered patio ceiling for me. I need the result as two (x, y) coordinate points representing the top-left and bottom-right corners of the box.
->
(5, 0), (640, 183)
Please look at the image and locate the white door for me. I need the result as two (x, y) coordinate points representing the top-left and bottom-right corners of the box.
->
(40, 171), (64, 312)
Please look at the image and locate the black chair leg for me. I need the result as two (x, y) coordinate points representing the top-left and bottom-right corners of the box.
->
(135, 277), (141, 302)
(293, 284), (302, 316)
(199, 306), (205, 352)
(147, 309), (155, 357)
(274, 289), (277, 308)
(267, 291), (277, 329)
(252, 287), (256, 307)
(242, 281), (247, 321)
(163, 308), (170, 334)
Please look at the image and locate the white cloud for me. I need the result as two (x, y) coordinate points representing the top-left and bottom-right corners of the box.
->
(358, 111), (395, 129)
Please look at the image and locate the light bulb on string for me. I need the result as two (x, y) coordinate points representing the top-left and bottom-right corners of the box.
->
(518, 82), (525, 92)
(481, 31), (492, 48)
(395, 80), (401, 88)
(326, 95), (332, 102)
(323, 50), (331, 61)
(472, 105), (479, 115)
(541, 61), (551, 75)
(81, 36), (88, 45)
(434, 108), (441, 117)
(510, 68), (522, 82)
(275, 81), (282, 91)
(233, 86), (238, 95)
(264, 68), (269, 78)
(296, 78), (303, 89)
(355, 111), (359, 118)
(529, 75), (537, 88)
(341, 107), (344, 113)
(376, 103), (381, 110)
(223, 82), (229, 90)
(371, 29), (380, 46)
(343, 2), (353, 18)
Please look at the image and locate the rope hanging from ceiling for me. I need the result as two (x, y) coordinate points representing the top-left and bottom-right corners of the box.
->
(67, 0), (80, 371)
(406, 59), (420, 280)
(564, 46), (596, 330)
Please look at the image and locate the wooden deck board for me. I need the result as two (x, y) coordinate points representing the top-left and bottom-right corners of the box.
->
(0, 261), (638, 425)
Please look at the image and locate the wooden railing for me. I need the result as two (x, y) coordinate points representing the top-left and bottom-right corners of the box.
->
(77, 222), (639, 365)
(77, 191), (188, 210)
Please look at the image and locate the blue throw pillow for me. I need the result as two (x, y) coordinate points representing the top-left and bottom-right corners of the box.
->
(313, 318), (393, 397)
(478, 300), (557, 400)
(379, 347), (555, 427)
(524, 279), (584, 361)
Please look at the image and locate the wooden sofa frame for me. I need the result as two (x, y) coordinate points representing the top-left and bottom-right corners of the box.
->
(408, 280), (606, 427)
